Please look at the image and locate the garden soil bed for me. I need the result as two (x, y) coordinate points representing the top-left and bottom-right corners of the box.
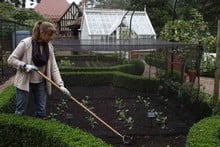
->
(44, 86), (198, 147)
(0, 66), (199, 146)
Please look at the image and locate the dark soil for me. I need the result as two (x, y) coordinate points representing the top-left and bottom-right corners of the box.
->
(46, 86), (198, 147)
(0, 66), (199, 146)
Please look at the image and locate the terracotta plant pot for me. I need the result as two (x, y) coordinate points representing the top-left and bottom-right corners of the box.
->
(187, 70), (196, 83)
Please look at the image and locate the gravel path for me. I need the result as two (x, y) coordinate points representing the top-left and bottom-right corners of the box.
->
(142, 60), (217, 97)
(0, 76), (14, 93)
(199, 77), (215, 96)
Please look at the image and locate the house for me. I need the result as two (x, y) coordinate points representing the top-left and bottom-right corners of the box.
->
(80, 9), (156, 40)
(34, 0), (82, 37)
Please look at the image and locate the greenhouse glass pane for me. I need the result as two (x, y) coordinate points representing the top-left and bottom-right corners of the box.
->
(86, 12), (122, 35)
(123, 13), (155, 35)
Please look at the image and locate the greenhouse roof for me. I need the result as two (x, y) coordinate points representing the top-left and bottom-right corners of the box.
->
(82, 9), (156, 36)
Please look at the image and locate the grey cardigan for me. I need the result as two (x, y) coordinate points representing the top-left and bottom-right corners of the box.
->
(8, 37), (64, 95)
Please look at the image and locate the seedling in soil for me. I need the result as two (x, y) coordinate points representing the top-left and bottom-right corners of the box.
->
(115, 97), (125, 109)
(47, 97), (68, 120)
(81, 96), (97, 128)
(136, 96), (150, 108)
(136, 96), (167, 129)
(86, 115), (97, 128)
(159, 95), (168, 104)
(47, 112), (58, 121)
(115, 97), (134, 130)
(155, 111), (167, 129)
(56, 99), (68, 115)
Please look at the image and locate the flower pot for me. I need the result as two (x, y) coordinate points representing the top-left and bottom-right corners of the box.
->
(187, 70), (196, 83)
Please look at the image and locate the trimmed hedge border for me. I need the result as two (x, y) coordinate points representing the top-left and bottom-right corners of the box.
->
(0, 58), (148, 146)
(61, 71), (159, 93)
(0, 113), (111, 146)
(56, 55), (120, 62)
(186, 115), (220, 147)
(59, 64), (136, 75)
(1, 57), (216, 146)
(0, 86), (111, 146)
(0, 85), (15, 113)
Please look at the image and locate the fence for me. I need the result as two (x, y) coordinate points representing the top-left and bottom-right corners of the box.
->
(0, 17), (31, 77)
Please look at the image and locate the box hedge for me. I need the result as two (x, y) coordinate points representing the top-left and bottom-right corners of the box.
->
(186, 115), (220, 147)
(0, 114), (111, 146)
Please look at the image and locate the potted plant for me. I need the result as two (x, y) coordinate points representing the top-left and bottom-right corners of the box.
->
(187, 68), (197, 83)
(184, 49), (198, 83)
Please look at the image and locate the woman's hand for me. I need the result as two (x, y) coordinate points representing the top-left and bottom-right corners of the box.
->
(23, 64), (38, 72)
(60, 86), (71, 97)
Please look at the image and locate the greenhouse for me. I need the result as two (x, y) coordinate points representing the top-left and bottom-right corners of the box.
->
(80, 9), (156, 40)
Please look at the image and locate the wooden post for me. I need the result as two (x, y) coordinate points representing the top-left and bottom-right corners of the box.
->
(214, 20), (220, 103)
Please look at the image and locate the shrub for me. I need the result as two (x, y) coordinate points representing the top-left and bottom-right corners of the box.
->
(186, 116), (220, 147)
(0, 85), (15, 113)
(0, 114), (111, 146)
(61, 71), (159, 93)
(129, 59), (145, 75)
(0, 86), (111, 146)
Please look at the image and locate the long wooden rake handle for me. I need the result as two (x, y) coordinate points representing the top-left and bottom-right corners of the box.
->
(36, 70), (124, 139)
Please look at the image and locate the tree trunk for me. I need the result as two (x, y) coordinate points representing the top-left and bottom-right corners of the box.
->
(214, 20), (220, 103)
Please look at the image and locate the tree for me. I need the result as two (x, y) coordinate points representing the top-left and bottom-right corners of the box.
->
(159, 8), (216, 52)
(126, 0), (172, 34)
(126, 0), (219, 36)
(0, 0), (41, 8)
(98, 0), (128, 9)
(197, 0), (220, 35)
(79, 0), (128, 9)
(0, 2), (46, 26)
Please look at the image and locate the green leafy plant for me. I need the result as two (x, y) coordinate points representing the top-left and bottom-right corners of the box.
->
(81, 96), (97, 129)
(136, 96), (150, 108)
(136, 95), (167, 129)
(154, 111), (167, 129)
(200, 53), (215, 77)
(47, 97), (68, 120)
(59, 59), (75, 68)
(115, 97), (134, 130)
(86, 115), (97, 129)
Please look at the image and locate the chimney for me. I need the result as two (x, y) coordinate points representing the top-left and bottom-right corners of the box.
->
(82, 0), (85, 12)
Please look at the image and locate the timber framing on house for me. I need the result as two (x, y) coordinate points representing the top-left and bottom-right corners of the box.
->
(57, 3), (82, 37)
(34, 0), (82, 37)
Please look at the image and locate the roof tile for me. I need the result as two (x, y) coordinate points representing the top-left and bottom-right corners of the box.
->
(34, 0), (70, 21)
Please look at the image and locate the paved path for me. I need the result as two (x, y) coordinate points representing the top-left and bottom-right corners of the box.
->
(0, 76), (14, 93)
(199, 77), (215, 96)
(142, 60), (216, 97)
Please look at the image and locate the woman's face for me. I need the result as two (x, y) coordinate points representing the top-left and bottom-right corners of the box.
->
(40, 27), (56, 42)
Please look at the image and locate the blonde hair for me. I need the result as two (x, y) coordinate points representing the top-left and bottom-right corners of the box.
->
(32, 21), (56, 40)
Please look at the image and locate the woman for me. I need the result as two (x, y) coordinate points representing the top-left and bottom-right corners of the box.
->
(8, 21), (70, 118)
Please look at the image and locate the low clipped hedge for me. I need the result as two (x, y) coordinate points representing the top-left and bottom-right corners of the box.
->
(186, 115), (220, 147)
(60, 64), (137, 75)
(0, 85), (15, 113)
(145, 56), (166, 70)
(56, 54), (121, 62)
(129, 59), (145, 75)
(0, 59), (151, 146)
(61, 71), (159, 93)
(60, 61), (145, 76)
(0, 114), (111, 146)
(0, 86), (111, 146)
